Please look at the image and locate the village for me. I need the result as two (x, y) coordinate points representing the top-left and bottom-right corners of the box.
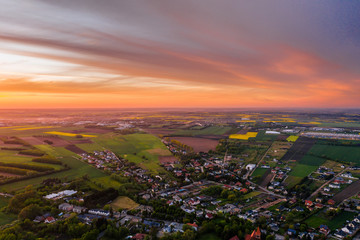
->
(27, 136), (360, 240)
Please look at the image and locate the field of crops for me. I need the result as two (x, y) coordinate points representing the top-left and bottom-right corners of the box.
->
(281, 137), (316, 161)
(304, 210), (357, 230)
(299, 155), (326, 166)
(284, 176), (303, 188)
(254, 130), (278, 141)
(44, 131), (97, 138)
(229, 132), (258, 140)
(92, 176), (123, 189)
(14, 126), (57, 131)
(242, 191), (262, 200)
(251, 168), (268, 177)
(0, 146), (106, 192)
(91, 133), (172, 173)
(174, 126), (232, 136)
(289, 164), (318, 178)
(308, 144), (360, 164)
(110, 196), (139, 210)
(0, 127), (173, 190)
(286, 136), (299, 142)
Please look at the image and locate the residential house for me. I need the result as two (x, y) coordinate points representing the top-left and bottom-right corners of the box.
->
(319, 225), (330, 235)
(132, 233), (147, 240)
(329, 183), (340, 189)
(45, 216), (55, 224)
(33, 216), (45, 223)
(305, 200), (313, 207)
(73, 206), (86, 213)
(58, 203), (73, 212)
(287, 228), (296, 236)
(205, 213), (214, 219)
(244, 227), (261, 240)
(186, 223), (198, 231)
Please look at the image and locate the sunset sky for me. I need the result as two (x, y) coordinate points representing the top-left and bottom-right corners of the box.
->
(0, 1), (359, 108)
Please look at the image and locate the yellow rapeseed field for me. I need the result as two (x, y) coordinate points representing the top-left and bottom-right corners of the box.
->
(14, 126), (56, 131)
(286, 136), (299, 142)
(44, 131), (97, 138)
(236, 120), (256, 123)
(298, 122), (321, 125)
(229, 132), (258, 140)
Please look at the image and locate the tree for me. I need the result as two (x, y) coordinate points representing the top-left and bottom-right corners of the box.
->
(182, 229), (196, 240)
(18, 204), (41, 220)
(266, 235), (275, 240)
(81, 229), (99, 240)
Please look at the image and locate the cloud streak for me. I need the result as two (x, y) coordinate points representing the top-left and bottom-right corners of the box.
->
(0, 0), (359, 108)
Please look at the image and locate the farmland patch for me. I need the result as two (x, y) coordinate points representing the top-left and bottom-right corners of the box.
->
(308, 144), (360, 164)
(281, 137), (316, 161)
(229, 132), (258, 140)
(289, 164), (318, 177)
(299, 155), (326, 166)
(110, 196), (139, 210)
(169, 137), (219, 152)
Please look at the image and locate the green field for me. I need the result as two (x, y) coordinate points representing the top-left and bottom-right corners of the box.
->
(75, 143), (104, 152)
(305, 210), (357, 230)
(289, 164), (318, 178)
(242, 191), (262, 200)
(0, 131), (171, 191)
(173, 126), (232, 136)
(0, 146), (106, 192)
(92, 176), (123, 189)
(285, 175), (303, 188)
(110, 196), (139, 210)
(254, 130), (279, 141)
(299, 155), (326, 166)
(309, 144), (360, 164)
(0, 150), (63, 171)
(90, 133), (172, 173)
(251, 168), (268, 177)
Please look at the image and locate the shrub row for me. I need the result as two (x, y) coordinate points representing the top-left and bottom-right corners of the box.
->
(32, 156), (62, 165)
(1, 147), (26, 151)
(0, 166), (32, 176)
(0, 162), (54, 172)
(19, 149), (45, 156)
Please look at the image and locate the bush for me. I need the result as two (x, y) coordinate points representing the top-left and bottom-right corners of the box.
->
(18, 204), (42, 220)
(32, 156), (62, 165)
(1, 147), (26, 151)
(0, 162), (54, 172)
(0, 166), (30, 176)
(19, 149), (45, 156)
